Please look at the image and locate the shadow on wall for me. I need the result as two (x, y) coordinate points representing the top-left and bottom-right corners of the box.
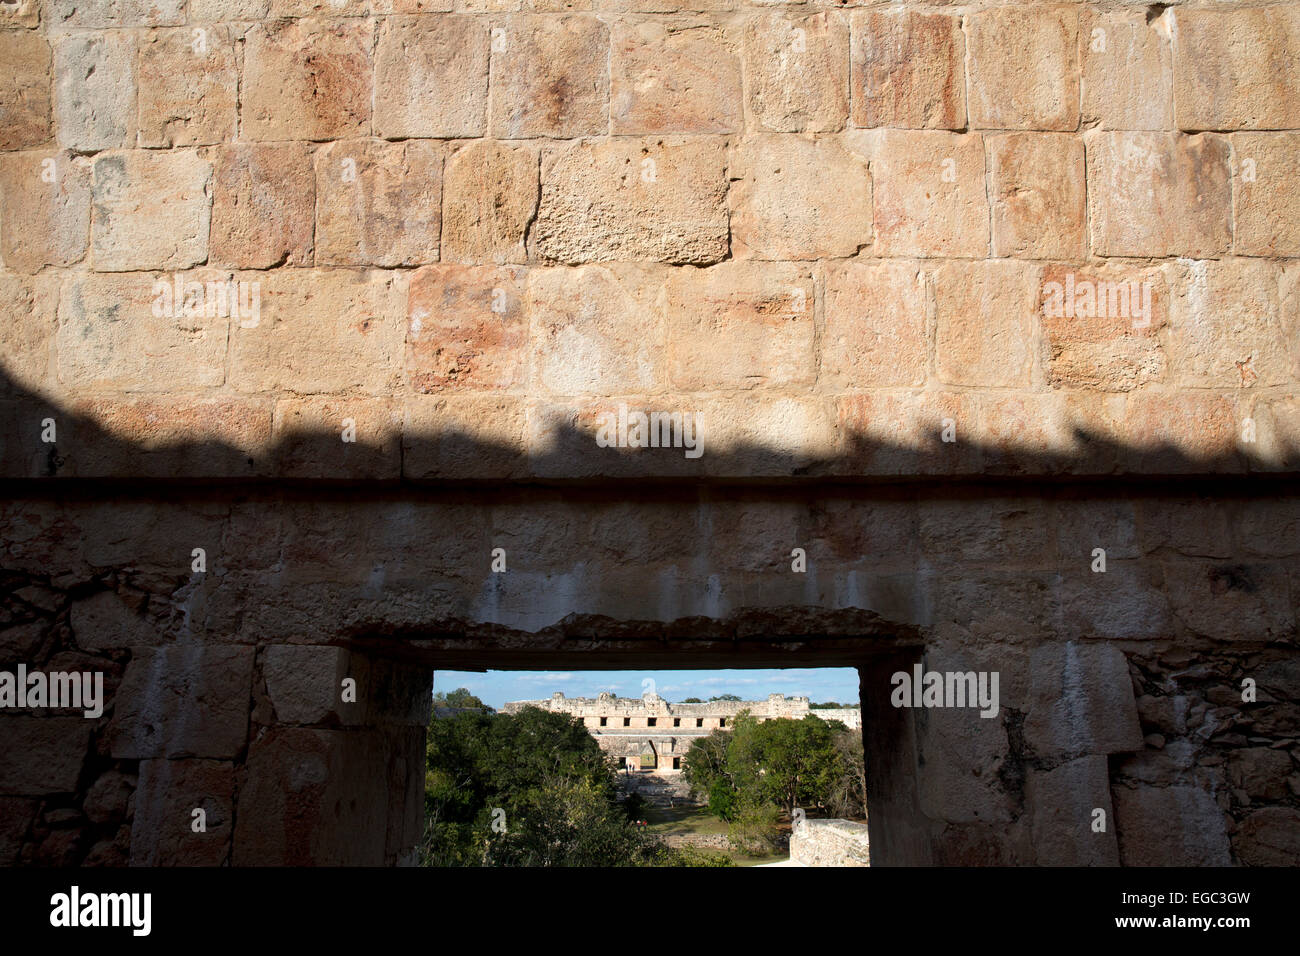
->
(0, 366), (1297, 483)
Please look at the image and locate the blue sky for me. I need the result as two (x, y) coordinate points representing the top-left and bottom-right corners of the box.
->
(433, 667), (860, 709)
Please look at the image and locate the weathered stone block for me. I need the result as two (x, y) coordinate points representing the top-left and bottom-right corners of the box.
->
(56, 272), (228, 391)
(822, 259), (926, 388)
(1164, 560), (1294, 642)
(490, 15), (609, 138)
(664, 262), (815, 390)
(54, 32), (135, 151)
(407, 264), (528, 392)
(1166, 259), (1289, 389)
(1026, 755), (1119, 866)
(405, 395), (528, 479)
(242, 19), (372, 141)
(1086, 132), (1231, 258)
(1173, 8), (1300, 131)
(744, 12), (848, 132)
(694, 396), (836, 477)
(0, 274), (58, 397)
(130, 759), (233, 866)
(190, 0), (272, 18)
(228, 269), (406, 395)
(1080, 8), (1172, 131)
(1234, 133), (1300, 257)
(0, 798), (37, 865)
(374, 15), (488, 138)
(0, 32), (51, 150)
(263, 645), (357, 725)
(0, 151), (90, 274)
(0, 719), (90, 795)
(861, 129), (986, 259)
(529, 264), (663, 395)
(850, 10), (963, 130)
(934, 260), (1034, 388)
(611, 22), (740, 135)
(1233, 807), (1300, 866)
(988, 133), (1084, 260)
(91, 151), (212, 272)
(729, 134), (870, 260)
(110, 644), (254, 759)
(441, 140), (537, 265)
(1038, 263), (1167, 392)
(137, 26), (238, 147)
(273, 397), (401, 479)
(535, 137), (728, 264)
(1024, 642), (1143, 758)
(314, 139), (442, 267)
(1114, 784), (1231, 866)
(966, 6), (1078, 131)
(209, 143), (315, 269)
(46, 0), (185, 26)
(0, 0), (39, 28)
(1115, 392), (1243, 473)
(70, 590), (164, 651)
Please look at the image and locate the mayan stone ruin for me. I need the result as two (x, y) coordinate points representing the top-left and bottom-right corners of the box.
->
(0, 0), (1298, 871)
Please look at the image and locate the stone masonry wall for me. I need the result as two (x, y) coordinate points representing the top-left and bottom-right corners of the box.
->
(1, 0), (1298, 867)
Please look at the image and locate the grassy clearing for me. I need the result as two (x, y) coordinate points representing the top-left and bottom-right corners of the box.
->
(640, 805), (787, 867)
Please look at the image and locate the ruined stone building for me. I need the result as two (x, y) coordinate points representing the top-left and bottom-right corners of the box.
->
(1, 0), (1299, 867)
(503, 692), (862, 771)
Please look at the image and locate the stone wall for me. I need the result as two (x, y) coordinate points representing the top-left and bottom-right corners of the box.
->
(0, 0), (1297, 867)
(790, 819), (870, 866)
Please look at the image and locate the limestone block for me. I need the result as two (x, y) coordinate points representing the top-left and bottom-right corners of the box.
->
(0, 718), (90, 795)
(91, 151), (212, 272)
(1227, 748), (1292, 801)
(190, 0), (272, 17)
(693, 396), (835, 477)
(137, 25), (238, 147)
(262, 645), (359, 725)
(314, 139), (442, 267)
(1233, 133), (1300, 257)
(0, 32), (51, 150)
(1173, 8), (1300, 131)
(988, 133), (1084, 260)
(933, 260), (1035, 388)
(374, 15), (489, 138)
(919, 499), (1049, 564)
(0, 151), (90, 274)
(0, 273), (58, 395)
(861, 129), (986, 258)
(535, 137), (728, 264)
(407, 264), (529, 392)
(1026, 755), (1120, 866)
(441, 140), (538, 265)
(529, 264), (663, 395)
(1085, 131), (1231, 258)
(490, 15), (609, 138)
(0, 798), (37, 864)
(729, 134), (871, 260)
(209, 143), (315, 269)
(916, 695), (1015, 825)
(743, 12), (848, 132)
(242, 19), (372, 141)
(228, 269), (406, 395)
(1024, 642), (1143, 758)
(109, 644), (254, 759)
(1164, 560), (1294, 642)
(404, 395), (527, 479)
(129, 759), (233, 866)
(54, 32), (135, 151)
(1114, 784), (1231, 866)
(273, 397), (401, 479)
(1059, 563), (1171, 640)
(1038, 262), (1167, 392)
(664, 261), (815, 389)
(966, 6), (1078, 131)
(70, 590), (164, 651)
(45, 0), (185, 26)
(1166, 259), (1288, 389)
(1080, 8), (1172, 130)
(611, 22), (741, 134)
(850, 10), (963, 130)
(56, 272), (228, 390)
(0, 0), (39, 28)
(823, 260), (927, 388)
(1111, 392), (1243, 473)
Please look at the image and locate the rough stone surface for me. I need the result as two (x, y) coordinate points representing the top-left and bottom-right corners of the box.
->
(490, 15), (609, 138)
(374, 15), (489, 138)
(137, 26), (238, 148)
(130, 759), (233, 866)
(0, 32), (52, 150)
(823, 260), (927, 388)
(54, 32), (135, 151)
(744, 12), (848, 133)
(407, 264), (529, 391)
(1080, 9), (1172, 131)
(988, 133), (1084, 260)
(850, 11), (963, 130)
(91, 151), (212, 272)
(966, 7), (1078, 131)
(535, 137), (728, 264)
(0, 151), (90, 274)
(1234, 133), (1300, 258)
(611, 22), (741, 135)
(441, 141), (537, 265)
(209, 143), (316, 269)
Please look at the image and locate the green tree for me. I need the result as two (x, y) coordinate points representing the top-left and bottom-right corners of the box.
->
(433, 687), (490, 711)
